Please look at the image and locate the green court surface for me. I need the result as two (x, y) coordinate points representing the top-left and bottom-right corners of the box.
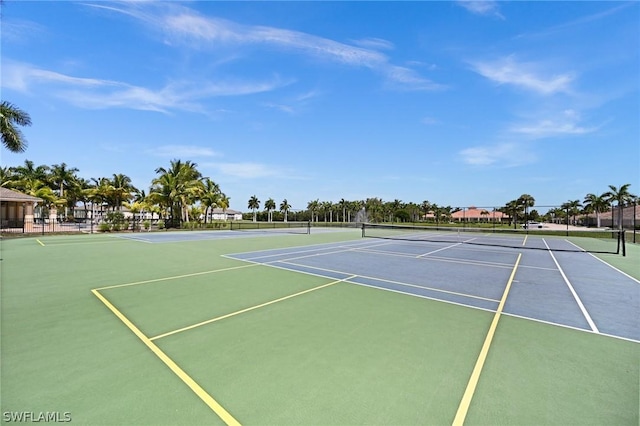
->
(1, 231), (638, 425)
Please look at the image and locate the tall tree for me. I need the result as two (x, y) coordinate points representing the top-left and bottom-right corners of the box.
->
(421, 200), (431, 222)
(0, 101), (31, 152)
(338, 198), (348, 222)
(200, 178), (222, 223)
(307, 199), (319, 222)
(109, 173), (137, 212)
(50, 163), (79, 198)
(264, 198), (276, 222)
(248, 195), (260, 222)
(583, 192), (609, 228)
(604, 184), (636, 230)
(151, 159), (203, 226)
(561, 200), (582, 226)
(12, 160), (49, 182)
(518, 194), (535, 226)
(280, 199), (291, 222)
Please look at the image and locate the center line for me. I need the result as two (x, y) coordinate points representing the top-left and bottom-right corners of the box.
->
(452, 253), (522, 426)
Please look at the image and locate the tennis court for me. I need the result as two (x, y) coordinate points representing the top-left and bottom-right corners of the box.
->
(1, 227), (638, 425)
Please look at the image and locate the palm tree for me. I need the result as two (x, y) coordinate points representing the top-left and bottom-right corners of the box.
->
(501, 200), (520, 228)
(49, 163), (79, 198)
(1, 101), (31, 152)
(152, 160), (203, 226)
(280, 199), (291, 222)
(518, 194), (535, 226)
(583, 192), (609, 228)
(264, 198), (276, 222)
(604, 184), (636, 230)
(248, 195), (260, 222)
(0, 166), (14, 188)
(421, 200), (431, 222)
(561, 200), (582, 226)
(200, 178), (222, 223)
(365, 198), (383, 223)
(307, 199), (319, 222)
(218, 193), (230, 214)
(338, 198), (348, 223)
(12, 160), (49, 183)
(109, 173), (137, 212)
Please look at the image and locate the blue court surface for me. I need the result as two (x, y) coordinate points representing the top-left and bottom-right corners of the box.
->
(224, 237), (639, 342)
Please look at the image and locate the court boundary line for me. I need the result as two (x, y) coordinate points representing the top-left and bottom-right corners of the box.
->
(502, 311), (640, 344)
(223, 239), (393, 263)
(224, 253), (503, 316)
(91, 289), (240, 426)
(94, 263), (260, 291)
(230, 242), (518, 271)
(543, 239), (599, 333)
(276, 259), (500, 304)
(452, 252), (522, 426)
(149, 275), (357, 341)
(354, 246), (515, 269)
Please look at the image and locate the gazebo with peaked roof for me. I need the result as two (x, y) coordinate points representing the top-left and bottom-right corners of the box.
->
(0, 187), (42, 229)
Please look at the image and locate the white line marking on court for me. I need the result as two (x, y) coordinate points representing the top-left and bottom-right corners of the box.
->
(94, 263), (259, 291)
(276, 259), (500, 303)
(347, 281), (499, 313)
(353, 246), (515, 269)
(150, 275), (357, 341)
(562, 240), (640, 283)
(417, 242), (463, 257)
(543, 238), (599, 333)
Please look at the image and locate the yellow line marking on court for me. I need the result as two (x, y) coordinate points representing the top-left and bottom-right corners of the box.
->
(91, 289), (240, 426)
(452, 253), (522, 426)
(94, 263), (259, 291)
(522, 234), (528, 246)
(36, 239), (45, 246)
(150, 275), (357, 341)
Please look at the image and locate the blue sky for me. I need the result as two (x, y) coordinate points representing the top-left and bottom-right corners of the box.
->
(1, 1), (638, 212)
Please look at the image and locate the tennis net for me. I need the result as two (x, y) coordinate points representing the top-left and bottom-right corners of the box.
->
(361, 223), (625, 255)
(230, 221), (311, 235)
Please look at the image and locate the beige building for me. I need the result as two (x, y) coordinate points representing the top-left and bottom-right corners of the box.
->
(450, 206), (508, 223)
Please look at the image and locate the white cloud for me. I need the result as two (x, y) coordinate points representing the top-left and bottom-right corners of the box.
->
(91, 2), (442, 92)
(149, 145), (219, 158)
(459, 142), (535, 167)
(421, 116), (439, 125)
(1, 61), (286, 113)
(351, 37), (395, 51)
(472, 56), (574, 95)
(510, 109), (599, 138)
(456, 1), (504, 19)
(1, 19), (47, 43)
(208, 162), (283, 179)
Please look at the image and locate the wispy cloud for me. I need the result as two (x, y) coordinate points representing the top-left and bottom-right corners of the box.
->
(1, 60), (287, 113)
(206, 162), (286, 179)
(149, 145), (219, 158)
(1, 19), (47, 43)
(456, 1), (504, 19)
(351, 37), (395, 51)
(89, 2), (443, 92)
(459, 142), (535, 167)
(421, 116), (439, 125)
(510, 110), (600, 138)
(516, 3), (634, 39)
(471, 55), (574, 95)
